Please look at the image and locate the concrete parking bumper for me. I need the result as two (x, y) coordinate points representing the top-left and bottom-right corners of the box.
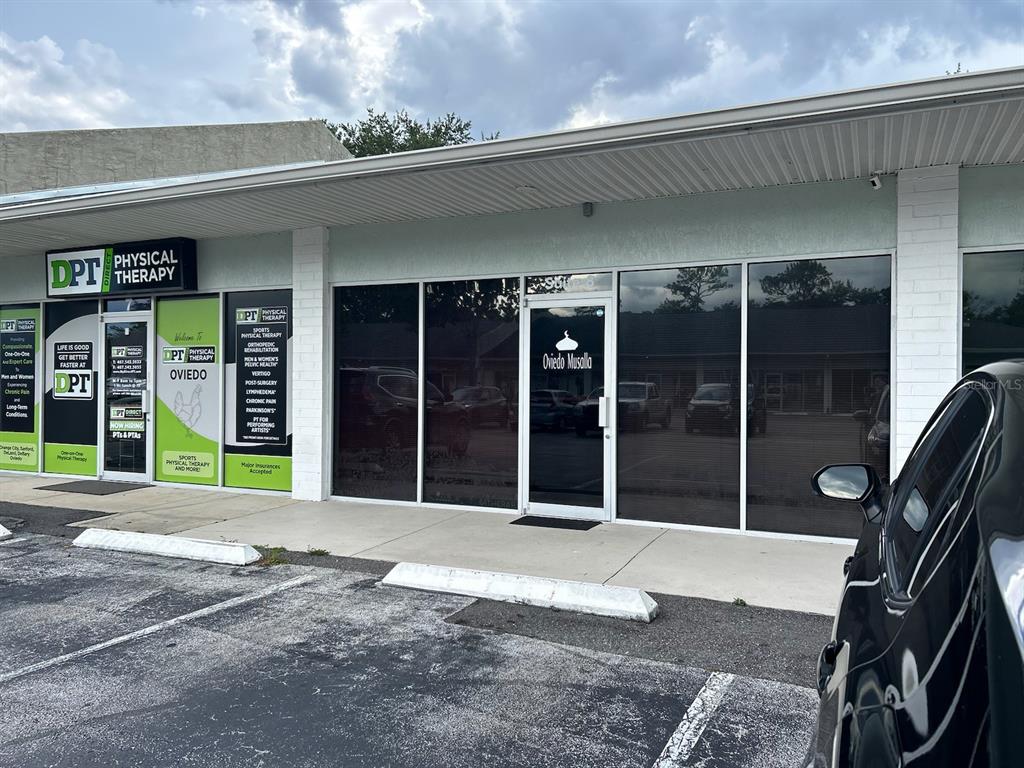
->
(382, 562), (660, 622)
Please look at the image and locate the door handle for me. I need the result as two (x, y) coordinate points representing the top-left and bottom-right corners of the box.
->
(598, 396), (609, 428)
(141, 390), (151, 414)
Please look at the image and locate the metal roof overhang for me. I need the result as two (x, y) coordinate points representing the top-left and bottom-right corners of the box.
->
(2, 67), (1022, 260)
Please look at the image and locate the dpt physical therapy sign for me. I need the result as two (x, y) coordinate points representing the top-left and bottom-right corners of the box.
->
(46, 238), (197, 298)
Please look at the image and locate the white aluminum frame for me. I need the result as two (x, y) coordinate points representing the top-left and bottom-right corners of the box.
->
(323, 247), (896, 544)
(958, 242), (1024, 376)
(520, 292), (615, 523)
(98, 310), (155, 482)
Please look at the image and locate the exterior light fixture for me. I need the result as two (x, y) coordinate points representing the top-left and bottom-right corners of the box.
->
(869, 173), (882, 190)
(582, 202), (594, 217)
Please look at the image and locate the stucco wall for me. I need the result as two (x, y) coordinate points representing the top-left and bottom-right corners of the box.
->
(0, 121), (349, 195)
(198, 231), (293, 291)
(0, 253), (44, 303)
(959, 165), (1024, 249)
(327, 178), (897, 283)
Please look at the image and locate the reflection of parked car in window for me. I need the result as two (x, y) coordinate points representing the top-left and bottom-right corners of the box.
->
(574, 382), (672, 435)
(453, 386), (509, 428)
(684, 383), (766, 435)
(336, 367), (470, 456)
(806, 361), (1024, 768)
(529, 389), (577, 431)
(854, 384), (889, 482)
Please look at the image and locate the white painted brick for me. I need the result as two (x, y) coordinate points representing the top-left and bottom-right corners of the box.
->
(290, 226), (331, 502)
(912, 200), (958, 218)
(899, 215), (943, 231)
(893, 165), (960, 474)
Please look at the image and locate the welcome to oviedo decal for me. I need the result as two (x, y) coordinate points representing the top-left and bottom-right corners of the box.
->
(45, 238), (197, 298)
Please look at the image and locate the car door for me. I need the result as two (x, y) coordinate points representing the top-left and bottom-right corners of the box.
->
(831, 385), (993, 768)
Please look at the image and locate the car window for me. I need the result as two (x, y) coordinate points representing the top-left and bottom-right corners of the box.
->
(619, 384), (648, 399)
(885, 388), (989, 595)
(531, 392), (552, 404)
(378, 375), (417, 399)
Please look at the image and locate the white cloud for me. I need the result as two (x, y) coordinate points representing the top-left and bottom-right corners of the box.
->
(0, 33), (133, 131)
(1, 0), (1020, 135)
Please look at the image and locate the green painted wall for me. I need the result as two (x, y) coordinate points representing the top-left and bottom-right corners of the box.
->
(328, 178), (898, 282)
(959, 165), (1024, 249)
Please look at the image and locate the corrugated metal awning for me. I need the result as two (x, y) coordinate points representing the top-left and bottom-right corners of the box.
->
(1, 67), (1022, 259)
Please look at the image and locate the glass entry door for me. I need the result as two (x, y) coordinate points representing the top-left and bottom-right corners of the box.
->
(101, 319), (152, 480)
(525, 299), (612, 520)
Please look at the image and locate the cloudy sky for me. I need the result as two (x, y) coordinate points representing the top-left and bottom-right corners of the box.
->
(2, 0), (1022, 137)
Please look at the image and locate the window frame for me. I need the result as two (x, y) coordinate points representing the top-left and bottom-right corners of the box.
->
(880, 382), (994, 603)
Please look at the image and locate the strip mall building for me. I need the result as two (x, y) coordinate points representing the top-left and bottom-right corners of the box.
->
(1, 69), (1022, 542)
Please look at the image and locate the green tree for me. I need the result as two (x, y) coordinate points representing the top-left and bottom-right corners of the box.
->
(656, 265), (733, 313)
(757, 261), (889, 307)
(325, 109), (499, 158)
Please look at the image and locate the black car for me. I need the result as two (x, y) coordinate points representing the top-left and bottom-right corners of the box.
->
(684, 382), (767, 435)
(453, 385), (510, 428)
(335, 367), (471, 456)
(806, 360), (1024, 768)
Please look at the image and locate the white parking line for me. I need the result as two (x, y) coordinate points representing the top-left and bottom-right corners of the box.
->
(653, 671), (736, 767)
(0, 573), (317, 685)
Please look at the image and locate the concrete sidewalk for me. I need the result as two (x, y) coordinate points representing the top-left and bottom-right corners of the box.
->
(1, 473), (852, 615)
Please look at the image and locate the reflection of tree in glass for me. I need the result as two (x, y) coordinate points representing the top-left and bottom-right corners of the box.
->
(963, 288), (1024, 327)
(336, 284), (418, 330)
(426, 279), (520, 391)
(757, 260), (889, 307)
(426, 279), (519, 324)
(656, 265), (733, 313)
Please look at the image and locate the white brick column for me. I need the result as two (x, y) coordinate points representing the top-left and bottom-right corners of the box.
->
(894, 165), (960, 472)
(291, 227), (331, 500)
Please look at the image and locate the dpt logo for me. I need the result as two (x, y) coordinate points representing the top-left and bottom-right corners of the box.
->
(0, 320), (15, 333)
(49, 249), (111, 295)
(54, 371), (93, 400)
(163, 347), (187, 364)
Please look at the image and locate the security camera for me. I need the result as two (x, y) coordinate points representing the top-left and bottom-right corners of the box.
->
(869, 173), (882, 190)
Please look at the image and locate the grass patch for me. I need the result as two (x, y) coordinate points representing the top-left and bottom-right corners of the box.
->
(732, 597), (748, 607)
(256, 546), (288, 566)
(307, 547), (329, 557)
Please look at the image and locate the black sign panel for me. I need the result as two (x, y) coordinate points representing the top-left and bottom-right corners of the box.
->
(44, 300), (100, 451)
(1, 318), (37, 433)
(46, 238), (197, 299)
(236, 306), (288, 444)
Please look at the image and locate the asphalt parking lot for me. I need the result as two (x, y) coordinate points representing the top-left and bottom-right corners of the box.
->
(0, 530), (822, 768)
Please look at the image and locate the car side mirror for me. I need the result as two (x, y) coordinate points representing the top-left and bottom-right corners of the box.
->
(812, 464), (884, 524)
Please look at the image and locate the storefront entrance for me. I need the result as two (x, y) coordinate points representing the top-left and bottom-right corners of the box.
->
(524, 297), (613, 521)
(101, 316), (153, 480)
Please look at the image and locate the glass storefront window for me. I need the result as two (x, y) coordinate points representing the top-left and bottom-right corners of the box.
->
(963, 250), (1024, 374)
(424, 278), (519, 508)
(332, 284), (419, 500)
(618, 265), (742, 527)
(747, 255), (891, 537)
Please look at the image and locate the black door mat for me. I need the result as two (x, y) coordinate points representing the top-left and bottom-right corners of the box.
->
(35, 480), (151, 495)
(510, 515), (601, 531)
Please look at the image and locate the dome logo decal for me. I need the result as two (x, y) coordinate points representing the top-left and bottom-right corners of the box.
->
(543, 330), (593, 370)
